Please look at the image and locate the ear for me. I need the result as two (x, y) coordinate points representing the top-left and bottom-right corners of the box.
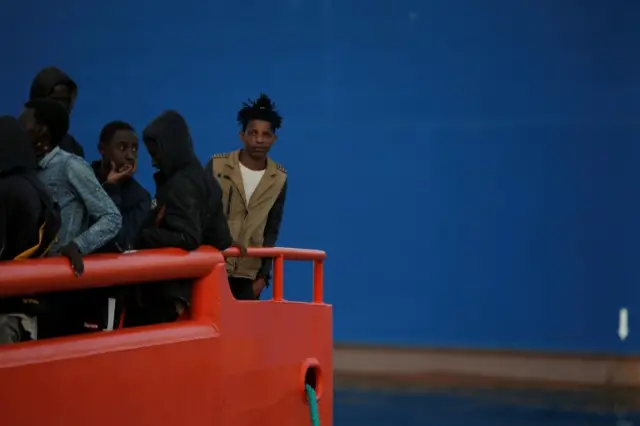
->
(97, 142), (105, 155)
(272, 134), (278, 144)
(238, 131), (245, 143)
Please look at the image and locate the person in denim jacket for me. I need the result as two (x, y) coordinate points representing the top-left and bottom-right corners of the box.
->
(19, 99), (122, 338)
(20, 99), (122, 271)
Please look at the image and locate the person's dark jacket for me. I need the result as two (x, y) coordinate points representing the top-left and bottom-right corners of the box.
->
(203, 163), (233, 251)
(135, 111), (206, 251)
(91, 161), (151, 253)
(29, 67), (85, 158)
(0, 116), (60, 261)
(0, 116), (61, 317)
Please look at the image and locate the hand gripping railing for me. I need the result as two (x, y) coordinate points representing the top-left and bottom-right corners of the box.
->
(222, 247), (326, 303)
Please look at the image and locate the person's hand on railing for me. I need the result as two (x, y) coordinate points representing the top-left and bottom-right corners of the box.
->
(58, 242), (85, 277)
(231, 240), (247, 257)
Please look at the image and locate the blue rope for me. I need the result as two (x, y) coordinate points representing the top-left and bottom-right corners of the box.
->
(305, 384), (321, 426)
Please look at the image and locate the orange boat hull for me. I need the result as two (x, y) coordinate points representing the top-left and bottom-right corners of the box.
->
(0, 247), (333, 426)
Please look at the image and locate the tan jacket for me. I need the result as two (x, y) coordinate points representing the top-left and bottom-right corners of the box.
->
(209, 150), (287, 280)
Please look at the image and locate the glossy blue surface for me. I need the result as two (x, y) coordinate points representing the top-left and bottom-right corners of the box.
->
(1, 0), (639, 352)
(335, 389), (638, 426)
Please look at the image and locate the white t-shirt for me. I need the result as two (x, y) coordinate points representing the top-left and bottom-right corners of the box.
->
(239, 163), (266, 203)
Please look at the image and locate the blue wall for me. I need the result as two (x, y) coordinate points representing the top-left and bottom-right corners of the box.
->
(1, 0), (638, 354)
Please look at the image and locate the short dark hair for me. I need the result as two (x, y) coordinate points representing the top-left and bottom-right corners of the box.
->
(24, 99), (69, 146)
(237, 93), (282, 133)
(99, 120), (135, 146)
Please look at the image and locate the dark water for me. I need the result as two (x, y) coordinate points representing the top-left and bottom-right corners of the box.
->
(335, 389), (639, 426)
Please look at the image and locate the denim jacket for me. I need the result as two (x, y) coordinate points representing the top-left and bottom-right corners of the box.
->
(37, 147), (122, 255)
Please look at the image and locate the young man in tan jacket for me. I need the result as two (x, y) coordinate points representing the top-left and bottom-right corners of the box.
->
(204, 94), (287, 300)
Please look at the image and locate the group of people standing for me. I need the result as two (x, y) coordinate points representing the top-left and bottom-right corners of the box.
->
(0, 67), (288, 344)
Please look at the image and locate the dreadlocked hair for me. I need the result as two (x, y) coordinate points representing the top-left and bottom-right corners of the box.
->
(236, 93), (283, 132)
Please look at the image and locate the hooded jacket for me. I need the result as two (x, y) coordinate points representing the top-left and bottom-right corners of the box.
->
(0, 116), (63, 319)
(29, 67), (84, 158)
(0, 116), (60, 261)
(135, 111), (207, 251)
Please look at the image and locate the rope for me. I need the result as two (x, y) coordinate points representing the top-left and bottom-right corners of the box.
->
(305, 384), (321, 426)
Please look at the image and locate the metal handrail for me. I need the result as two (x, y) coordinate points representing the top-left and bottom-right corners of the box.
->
(222, 247), (326, 303)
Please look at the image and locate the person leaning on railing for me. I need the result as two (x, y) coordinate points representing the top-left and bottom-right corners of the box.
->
(19, 99), (122, 340)
(0, 116), (61, 345)
(205, 93), (287, 300)
(128, 110), (209, 325)
(79, 120), (151, 333)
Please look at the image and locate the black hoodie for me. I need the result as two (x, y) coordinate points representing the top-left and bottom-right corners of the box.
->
(0, 116), (62, 319)
(0, 116), (60, 261)
(135, 111), (206, 251)
(29, 67), (85, 158)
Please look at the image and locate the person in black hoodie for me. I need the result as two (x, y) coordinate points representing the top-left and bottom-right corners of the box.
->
(79, 121), (151, 333)
(29, 67), (85, 158)
(0, 116), (61, 344)
(131, 111), (209, 324)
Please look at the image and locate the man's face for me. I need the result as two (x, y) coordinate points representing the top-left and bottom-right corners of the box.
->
(144, 138), (161, 169)
(101, 129), (139, 171)
(49, 84), (75, 113)
(18, 108), (47, 156)
(240, 120), (277, 160)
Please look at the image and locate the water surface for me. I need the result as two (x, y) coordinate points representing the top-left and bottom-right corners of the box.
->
(335, 389), (639, 426)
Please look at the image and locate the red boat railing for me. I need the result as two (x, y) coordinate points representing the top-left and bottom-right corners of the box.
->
(0, 248), (217, 297)
(0, 246), (327, 303)
(0, 247), (333, 426)
(222, 247), (326, 303)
